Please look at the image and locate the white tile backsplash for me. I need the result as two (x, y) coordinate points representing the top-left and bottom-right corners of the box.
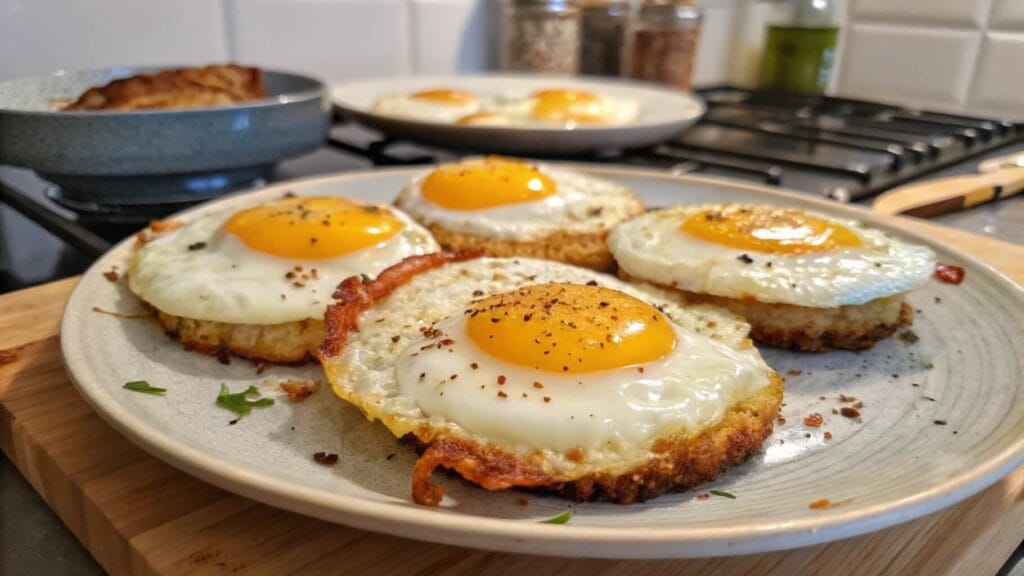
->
(693, 4), (740, 86)
(408, 0), (494, 74)
(227, 0), (410, 83)
(0, 0), (228, 81)
(837, 24), (980, 108)
(989, 0), (1024, 31)
(849, 0), (990, 28)
(968, 31), (1024, 116)
(837, 0), (1024, 118)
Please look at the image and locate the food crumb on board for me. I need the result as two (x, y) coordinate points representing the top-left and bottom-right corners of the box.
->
(277, 378), (319, 402)
(313, 452), (339, 466)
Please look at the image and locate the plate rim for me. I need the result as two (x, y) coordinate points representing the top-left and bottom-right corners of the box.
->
(329, 73), (706, 134)
(60, 165), (1024, 558)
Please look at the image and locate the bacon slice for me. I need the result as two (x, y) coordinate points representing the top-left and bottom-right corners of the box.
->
(317, 250), (483, 359)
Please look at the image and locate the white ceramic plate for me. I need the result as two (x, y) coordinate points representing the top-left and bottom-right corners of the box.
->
(331, 75), (704, 155)
(61, 167), (1024, 559)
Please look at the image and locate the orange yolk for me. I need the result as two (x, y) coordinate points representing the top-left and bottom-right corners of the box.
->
(420, 157), (556, 210)
(466, 284), (676, 374)
(411, 89), (477, 106)
(531, 89), (607, 124)
(681, 207), (863, 255)
(455, 112), (507, 125)
(223, 196), (403, 260)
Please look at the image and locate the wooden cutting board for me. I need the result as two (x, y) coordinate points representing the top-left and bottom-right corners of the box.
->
(3, 217), (1024, 576)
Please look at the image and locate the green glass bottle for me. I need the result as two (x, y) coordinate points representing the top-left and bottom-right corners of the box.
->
(758, 0), (838, 94)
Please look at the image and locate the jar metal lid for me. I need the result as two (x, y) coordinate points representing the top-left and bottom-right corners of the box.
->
(638, 0), (702, 25)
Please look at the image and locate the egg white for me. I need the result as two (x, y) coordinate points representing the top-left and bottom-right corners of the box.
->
(394, 162), (645, 241)
(127, 200), (439, 325)
(373, 94), (481, 124)
(608, 205), (937, 308)
(322, 257), (774, 472)
(491, 93), (640, 126)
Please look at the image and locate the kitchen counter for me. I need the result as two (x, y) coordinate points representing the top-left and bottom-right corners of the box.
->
(2, 145), (1024, 576)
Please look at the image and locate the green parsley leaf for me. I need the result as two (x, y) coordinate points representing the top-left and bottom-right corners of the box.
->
(540, 509), (572, 524)
(216, 383), (274, 418)
(123, 380), (166, 395)
(709, 489), (736, 499)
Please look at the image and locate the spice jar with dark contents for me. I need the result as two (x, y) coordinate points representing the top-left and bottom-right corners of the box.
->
(579, 1), (630, 76)
(626, 0), (702, 91)
(502, 0), (581, 74)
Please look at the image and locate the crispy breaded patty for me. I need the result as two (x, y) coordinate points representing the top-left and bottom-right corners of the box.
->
(425, 224), (618, 271)
(409, 373), (783, 505)
(620, 271), (912, 352)
(154, 308), (323, 363)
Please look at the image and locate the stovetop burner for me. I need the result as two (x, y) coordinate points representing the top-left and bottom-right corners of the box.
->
(1, 85), (1020, 261)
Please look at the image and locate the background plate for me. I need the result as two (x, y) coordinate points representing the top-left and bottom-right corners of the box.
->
(331, 75), (704, 156)
(60, 167), (1024, 558)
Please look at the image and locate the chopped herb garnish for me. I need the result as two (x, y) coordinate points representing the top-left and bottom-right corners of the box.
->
(123, 380), (166, 395)
(709, 489), (736, 499)
(215, 383), (274, 418)
(540, 509), (572, 524)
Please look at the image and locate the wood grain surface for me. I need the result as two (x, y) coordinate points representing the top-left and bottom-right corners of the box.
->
(2, 220), (1024, 576)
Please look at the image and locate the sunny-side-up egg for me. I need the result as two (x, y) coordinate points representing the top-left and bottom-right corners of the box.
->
(608, 204), (937, 308)
(394, 156), (645, 242)
(128, 195), (439, 327)
(492, 88), (640, 127)
(373, 88), (482, 123)
(318, 256), (781, 505)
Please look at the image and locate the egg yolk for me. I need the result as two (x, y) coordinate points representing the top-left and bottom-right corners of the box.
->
(466, 284), (676, 374)
(531, 89), (607, 124)
(421, 157), (556, 210)
(411, 89), (477, 106)
(455, 112), (507, 125)
(680, 207), (863, 255)
(223, 196), (403, 260)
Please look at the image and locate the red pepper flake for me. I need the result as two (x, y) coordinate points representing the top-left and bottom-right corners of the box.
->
(390, 335), (401, 343)
(497, 375), (506, 385)
(838, 394), (857, 403)
(497, 390), (508, 398)
(777, 415), (787, 425)
(695, 493), (710, 500)
(840, 407), (860, 418)
(470, 362), (479, 369)
(637, 367), (645, 374)
(103, 267), (119, 282)
(533, 381), (544, 389)
(279, 379), (318, 402)
(809, 498), (830, 509)
(285, 271), (296, 279)
(803, 413), (823, 427)
(450, 374), (458, 380)
(543, 396), (551, 403)
(934, 263), (965, 284)
(187, 241), (207, 251)
(313, 452), (339, 466)
(786, 369), (802, 376)
(438, 338), (455, 347)
(292, 281), (305, 288)
(823, 431), (833, 441)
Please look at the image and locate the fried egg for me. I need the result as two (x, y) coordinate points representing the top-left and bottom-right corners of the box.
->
(609, 204), (936, 308)
(394, 156), (645, 241)
(373, 89), (482, 123)
(127, 195), (438, 325)
(492, 88), (639, 127)
(320, 257), (775, 481)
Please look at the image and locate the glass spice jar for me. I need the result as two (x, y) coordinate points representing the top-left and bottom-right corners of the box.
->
(579, 1), (630, 76)
(502, 0), (581, 74)
(626, 0), (702, 91)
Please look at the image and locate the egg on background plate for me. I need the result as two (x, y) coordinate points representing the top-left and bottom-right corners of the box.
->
(608, 204), (937, 351)
(492, 88), (640, 127)
(127, 195), (438, 362)
(317, 255), (781, 505)
(372, 88), (482, 123)
(394, 156), (645, 270)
